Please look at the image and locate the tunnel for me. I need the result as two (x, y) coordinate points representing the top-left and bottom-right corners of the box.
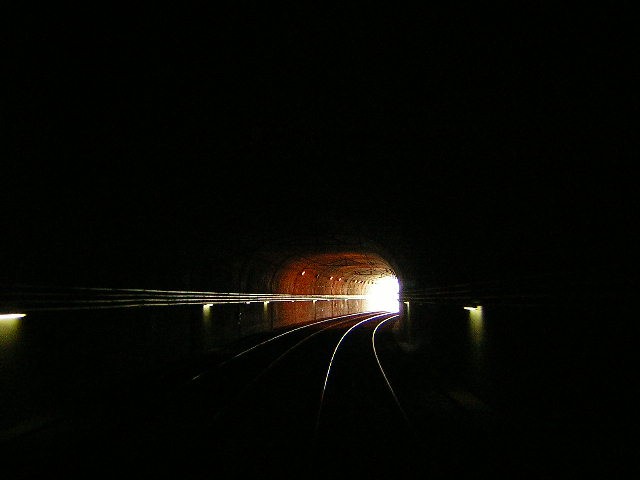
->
(236, 234), (403, 299)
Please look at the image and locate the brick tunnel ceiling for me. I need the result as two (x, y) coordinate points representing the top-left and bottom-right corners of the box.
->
(241, 236), (400, 296)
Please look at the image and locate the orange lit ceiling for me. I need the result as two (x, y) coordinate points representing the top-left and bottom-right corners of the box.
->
(238, 235), (400, 296)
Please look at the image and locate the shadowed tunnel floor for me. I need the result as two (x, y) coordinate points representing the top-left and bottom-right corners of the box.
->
(2, 302), (633, 479)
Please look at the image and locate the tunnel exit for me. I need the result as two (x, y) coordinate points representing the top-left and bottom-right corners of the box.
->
(365, 276), (400, 313)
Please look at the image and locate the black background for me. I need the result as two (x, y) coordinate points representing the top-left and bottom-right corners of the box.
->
(2, 3), (635, 290)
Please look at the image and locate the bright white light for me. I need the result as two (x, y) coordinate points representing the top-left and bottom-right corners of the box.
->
(0, 313), (26, 320)
(366, 276), (400, 312)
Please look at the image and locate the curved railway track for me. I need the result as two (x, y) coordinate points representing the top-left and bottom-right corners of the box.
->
(5, 311), (498, 479)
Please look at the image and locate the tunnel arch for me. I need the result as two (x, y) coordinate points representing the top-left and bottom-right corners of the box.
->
(237, 234), (404, 297)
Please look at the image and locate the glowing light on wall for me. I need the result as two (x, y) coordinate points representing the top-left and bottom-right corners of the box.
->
(467, 305), (484, 345)
(366, 276), (400, 312)
(0, 314), (24, 348)
(202, 304), (212, 333)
